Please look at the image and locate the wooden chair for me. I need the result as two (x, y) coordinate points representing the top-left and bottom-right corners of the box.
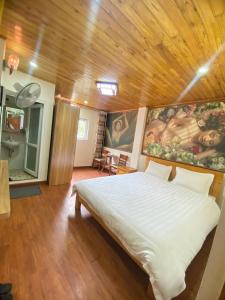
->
(92, 150), (110, 171)
(101, 153), (112, 173)
(109, 154), (128, 175)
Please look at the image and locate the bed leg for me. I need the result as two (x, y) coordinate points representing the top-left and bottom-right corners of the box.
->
(75, 194), (81, 211)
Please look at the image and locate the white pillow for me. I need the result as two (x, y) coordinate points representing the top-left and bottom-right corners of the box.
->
(145, 160), (172, 180)
(173, 167), (214, 196)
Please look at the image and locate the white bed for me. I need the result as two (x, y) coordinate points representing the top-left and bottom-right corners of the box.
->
(73, 171), (220, 300)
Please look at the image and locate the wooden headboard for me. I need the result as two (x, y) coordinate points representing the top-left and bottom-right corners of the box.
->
(145, 156), (224, 200)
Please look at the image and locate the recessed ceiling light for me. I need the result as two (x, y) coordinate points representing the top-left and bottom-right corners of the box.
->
(197, 65), (209, 76)
(30, 61), (38, 68)
(84, 100), (88, 105)
(96, 81), (118, 96)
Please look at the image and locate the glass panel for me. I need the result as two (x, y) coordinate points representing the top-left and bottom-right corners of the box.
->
(26, 145), (37, 172)
(4, 107), (24, 132)
(28, 107), (40, 144)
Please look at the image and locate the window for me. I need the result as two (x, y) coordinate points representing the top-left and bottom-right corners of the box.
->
(77, 118), (89, 140)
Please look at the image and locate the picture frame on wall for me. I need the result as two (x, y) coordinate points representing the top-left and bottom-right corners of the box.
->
(142, 101), (225, 172)
(104, 110), (138, 153)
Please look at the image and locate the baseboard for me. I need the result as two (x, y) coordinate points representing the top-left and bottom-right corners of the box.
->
(9, 180), (47, 187)
(73, 166), (92, 169)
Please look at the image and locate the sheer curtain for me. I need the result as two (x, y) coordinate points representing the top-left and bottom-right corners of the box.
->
(94, 111), (107, 158)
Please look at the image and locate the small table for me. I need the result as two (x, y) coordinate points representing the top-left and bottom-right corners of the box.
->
(117, 165), (137, 175)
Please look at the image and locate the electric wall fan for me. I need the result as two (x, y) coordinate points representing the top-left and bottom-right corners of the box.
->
(15, 83), (41, 108)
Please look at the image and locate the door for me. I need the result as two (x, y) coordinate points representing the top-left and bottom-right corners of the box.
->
(24, 104), (43, 177)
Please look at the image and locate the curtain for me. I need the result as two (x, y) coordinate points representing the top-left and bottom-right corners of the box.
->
(94, 111), (107, 158)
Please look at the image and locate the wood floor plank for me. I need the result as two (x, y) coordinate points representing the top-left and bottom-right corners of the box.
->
(0, 168), (213, 300)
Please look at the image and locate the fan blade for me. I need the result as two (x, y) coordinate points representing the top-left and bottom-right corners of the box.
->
(13, 82), (24, 91)
(31, 89), (41, 98)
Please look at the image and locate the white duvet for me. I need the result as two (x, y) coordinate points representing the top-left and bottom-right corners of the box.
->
(73, 172), (220, 300)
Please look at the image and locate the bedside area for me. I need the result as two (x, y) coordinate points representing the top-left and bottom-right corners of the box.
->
(117, 165), (137, 175)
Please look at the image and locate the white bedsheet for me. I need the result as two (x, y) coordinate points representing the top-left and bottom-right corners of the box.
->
(73, 172), (220, 300)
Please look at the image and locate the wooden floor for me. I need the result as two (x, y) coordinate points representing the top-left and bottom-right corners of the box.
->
(0, 167), (214, 300)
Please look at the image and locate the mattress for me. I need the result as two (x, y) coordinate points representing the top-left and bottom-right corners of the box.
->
(73, 172), (220, 300)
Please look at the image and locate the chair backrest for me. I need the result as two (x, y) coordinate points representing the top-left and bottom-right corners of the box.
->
(102, 149), (109, 158)
(118, 154), (128, 166)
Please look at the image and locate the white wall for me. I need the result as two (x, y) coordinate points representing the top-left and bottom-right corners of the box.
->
(2, 69), (55, 102)
(130, 107), (148, 168)
(196, 199), (225, 300)
(1, 69), (55, 182)
(74, 107), (99, 167)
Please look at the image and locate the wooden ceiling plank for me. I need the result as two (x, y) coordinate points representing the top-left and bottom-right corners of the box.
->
(142, 0), (178, 38)
(209, 0), (225, 17)
(192, 0), (223, 51)
(0, 1), (202, 95)
(1, 0), (225, 111)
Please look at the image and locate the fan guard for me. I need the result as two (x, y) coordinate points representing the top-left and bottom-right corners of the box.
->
(15, 83), (41, 108)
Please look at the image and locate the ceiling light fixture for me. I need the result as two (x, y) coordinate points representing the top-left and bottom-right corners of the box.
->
(197, 65), (209, 76)
(84, 100), (88, 105)
(96, 81), (118, 96)
(30, 61), (38, 68)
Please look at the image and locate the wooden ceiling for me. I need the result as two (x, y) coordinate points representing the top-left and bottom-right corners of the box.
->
(1, 0), (225, 111)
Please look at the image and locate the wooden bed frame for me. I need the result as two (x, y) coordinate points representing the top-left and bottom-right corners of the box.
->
(146, 156), (224, 199)
(75, 157), (224, 296)
(75, 192), (156, 295)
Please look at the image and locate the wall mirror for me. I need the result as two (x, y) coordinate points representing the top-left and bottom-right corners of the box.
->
(4, 107), (25, 133)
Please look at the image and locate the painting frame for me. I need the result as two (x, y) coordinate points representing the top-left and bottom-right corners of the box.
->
(104, 110), (138, 153)
(142, 101), (225, 172)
